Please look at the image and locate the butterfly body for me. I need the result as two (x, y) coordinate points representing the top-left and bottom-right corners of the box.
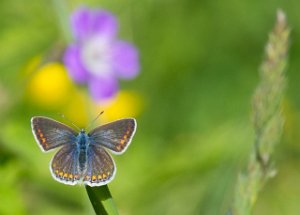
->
(76, 130), (89, 172)
(31, 116), (136, 186)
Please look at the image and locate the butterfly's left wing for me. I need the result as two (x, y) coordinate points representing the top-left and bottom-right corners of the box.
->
(88, 118), (137, 154)
(31, 116), (77, 152)
(50, 144), (81, 185)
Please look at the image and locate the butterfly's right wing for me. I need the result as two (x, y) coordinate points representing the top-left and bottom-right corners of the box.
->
(50, 144), (81, 185)
(31, 116), (77, 152)
(83, 145), (116, 187)
(88, 118), (136, 155)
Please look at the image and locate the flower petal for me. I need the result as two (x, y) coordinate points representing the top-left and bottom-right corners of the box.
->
(80, 35), (114, 78)
(63, 44), (89, 83)
(71, 6), (93, 40)
(112, 41), (140, 79)
(91, 10), (118, 38)
(88, 76), (118, 101)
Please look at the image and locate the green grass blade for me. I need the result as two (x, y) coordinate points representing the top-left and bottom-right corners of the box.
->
(86, 185), (119, 215)
(230, 9), (290, 215)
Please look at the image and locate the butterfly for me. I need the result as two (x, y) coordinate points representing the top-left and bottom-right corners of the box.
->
(31, 116), (136, 187)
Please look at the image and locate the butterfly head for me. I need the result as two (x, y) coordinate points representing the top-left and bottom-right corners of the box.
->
(80, 128), (86, 134)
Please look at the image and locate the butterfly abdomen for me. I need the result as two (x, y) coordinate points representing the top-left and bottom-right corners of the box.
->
(77, 132), (89, 173)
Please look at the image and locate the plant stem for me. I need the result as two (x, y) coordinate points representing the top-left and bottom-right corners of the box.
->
(231, 9), (290, 215)
(86, 185), (119, 215)
(51, 0), (72, 42)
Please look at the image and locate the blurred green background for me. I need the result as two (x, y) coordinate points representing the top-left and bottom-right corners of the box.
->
(1, 0), (300, 214)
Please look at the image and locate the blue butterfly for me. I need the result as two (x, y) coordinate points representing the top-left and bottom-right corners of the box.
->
(31, 116), (136, 186)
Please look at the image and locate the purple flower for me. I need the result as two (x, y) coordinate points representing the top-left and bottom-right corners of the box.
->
(63, 6), (139, 101)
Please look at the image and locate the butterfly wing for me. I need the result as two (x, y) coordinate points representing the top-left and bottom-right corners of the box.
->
(83, 145), (115, 186)
(88, 118), (137, 154)
(50, 144), (81, 185)
(31, 116), (77, 152)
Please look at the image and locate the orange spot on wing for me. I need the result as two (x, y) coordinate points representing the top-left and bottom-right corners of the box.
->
(63, 173), (68, 178)
(85, 175), (90, 180)
(92, 175), (97, 181)
(69, 174), (73, 179)
(98, 175), (102, 180)
(59, 172), (63, 177)
(102, 173), (107, 179)
(41, 137), (48, 147)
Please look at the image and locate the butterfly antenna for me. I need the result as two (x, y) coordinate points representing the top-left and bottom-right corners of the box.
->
(58, 113), (81, 132)
(86, 111), (104, 130)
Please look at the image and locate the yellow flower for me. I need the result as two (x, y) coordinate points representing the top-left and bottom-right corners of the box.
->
(25, 58), (143, 128)
(26, 62), (74, 109)
(96, 90), (143, 123)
